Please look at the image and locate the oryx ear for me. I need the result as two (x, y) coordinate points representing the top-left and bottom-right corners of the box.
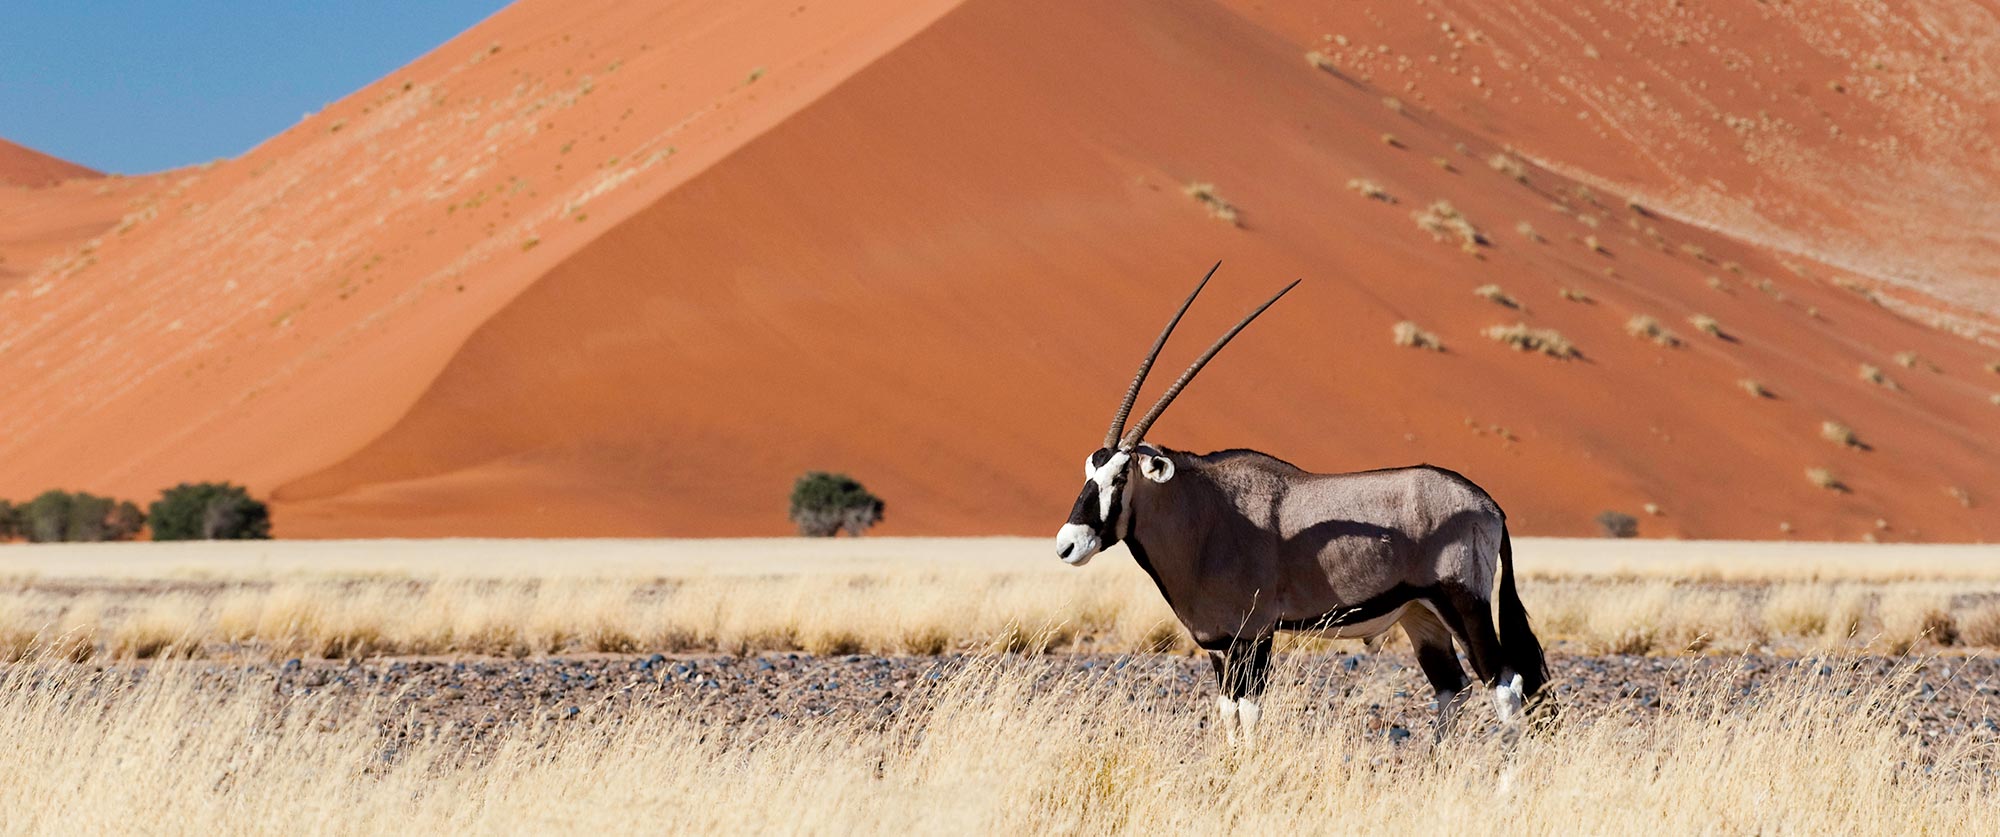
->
(1139, 454), (1175, 483)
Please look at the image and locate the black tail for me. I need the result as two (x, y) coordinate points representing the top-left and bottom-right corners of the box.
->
(1495, 526), (1548, 697)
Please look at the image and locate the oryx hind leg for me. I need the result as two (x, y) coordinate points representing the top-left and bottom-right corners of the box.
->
(1400, 604), (1470, 735)
(1434, 586), (1526, 726)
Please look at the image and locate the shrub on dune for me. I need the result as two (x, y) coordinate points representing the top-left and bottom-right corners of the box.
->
(149, 482), (271, 541)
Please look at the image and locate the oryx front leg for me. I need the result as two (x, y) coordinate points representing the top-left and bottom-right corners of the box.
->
(1207, 634), (1273, 748)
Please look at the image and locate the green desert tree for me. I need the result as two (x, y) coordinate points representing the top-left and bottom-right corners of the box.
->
(788, 472), (885, 537)
(16, 490), (142, 542)
(0, 499), (18, 541)
(148, 482), (272, 541)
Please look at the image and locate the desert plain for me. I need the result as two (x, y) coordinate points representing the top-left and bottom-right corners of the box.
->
(4, 536), (1999, 834)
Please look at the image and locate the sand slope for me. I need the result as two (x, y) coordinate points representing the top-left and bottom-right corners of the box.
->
(2, 0), (1997, 541)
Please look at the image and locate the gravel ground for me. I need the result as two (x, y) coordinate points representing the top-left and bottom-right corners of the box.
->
(27, 650), (1996, 760)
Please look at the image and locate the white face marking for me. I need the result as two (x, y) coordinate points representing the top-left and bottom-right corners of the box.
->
(1054, 523), (1099, 566)
(1089, 451), (1130, 520)
(1055, 450), (1132, 566)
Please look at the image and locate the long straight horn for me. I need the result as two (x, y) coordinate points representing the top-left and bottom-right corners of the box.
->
(1105, 261), (1221, 448)
(1119, 279), (1301, 449)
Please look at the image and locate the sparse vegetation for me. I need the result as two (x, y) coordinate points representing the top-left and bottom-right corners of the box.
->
(1595, 510), (1639, 538)
(1391, 321), (1443, 351)
(1739, 379), (1772, 398)
(1412, 200), (1485, 253)
(1305, 50), (1334, 70)
(1706, 276), (1727, 291)
(1820, 421), (1862, 449)
(789, 472), (885, 537)
(1473, 284), (1518, 308)
(1806, 467), (1847, 492)
(1688, 314), (1724, 338)
(1485, 323), (1577, 359)
(148, 482), (272, 541)
(1381, 96), (1404, 113)
(1983, 360), (1999, 376)
(1584, 235), (1608, 254)
(1345, 178), (1394, 202)
(1515, 220), (1542, 242)
(1624, 315), (1681, 347)
(1380, 133), (1403, 148)
(0, 500), (17, 541)
(1558, 288), (1592, 303)
(1183, 182), (1241, 226)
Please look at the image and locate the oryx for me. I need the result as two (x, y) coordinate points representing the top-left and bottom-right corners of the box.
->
(1055, 263), (1548, 745)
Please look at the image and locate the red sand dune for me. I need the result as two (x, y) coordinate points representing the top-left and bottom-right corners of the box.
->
(0, 138), (100, 188)
(2, 0), (1997, 542)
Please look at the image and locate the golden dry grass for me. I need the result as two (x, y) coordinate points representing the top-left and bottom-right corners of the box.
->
(0, 652), (1991, 834)
(3, 539), (1999, 661)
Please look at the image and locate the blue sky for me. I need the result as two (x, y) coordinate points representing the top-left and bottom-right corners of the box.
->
(0, 2), (513, 174)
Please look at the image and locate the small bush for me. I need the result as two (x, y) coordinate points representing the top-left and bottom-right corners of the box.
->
(1688, 314), (1723, 337)
(1558, 287), (1591, 303)
(789, 472), (885, 537)
(1624, 315), (1680, 347)
(1305, 50), (1334, 70)
(1485, 323), (1577, 359)
(1893, 351), (1920, 369)
(1391, 321), (1443, 351)
(148, 482), (271, 541)
(0, 500), (16, 541)
(1595, 510), (1639, 538)
(1515, 221), (1542, 242)
(1739, 379), (1771, 398)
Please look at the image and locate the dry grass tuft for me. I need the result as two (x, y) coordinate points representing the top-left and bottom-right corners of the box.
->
(1391, 321), (1444, 351)
(1305, 50), (1334, 71)
(1183, 182), (1240, 226)
(1558, 287), (1591, 303)
(1485, 323), (1577, 359)
(1345, 178), (1394, 202)
(1380, 133), (1403, 148)
(1473, 284), (1519, 308)
(1893, 351), (1920, 369)
(1515, 220), (1543, 242)
(1820, 421), (1862, 449)
(1688, 314), (1724, 337)
(1984, 360), (1999, 376)
(1584, 235), (1609, 255)
(1412, 201), (1486, 253)
(1624, 314), (1681, 347)
(1487, 153), (1528, 182)
(1858, 364), (1899, 390)
(1806, 467), (1847, 492)
(1739, 379), (1772, 398)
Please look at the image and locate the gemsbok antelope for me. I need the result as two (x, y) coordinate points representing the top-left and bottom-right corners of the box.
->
(1055, 263), (1549, 745)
